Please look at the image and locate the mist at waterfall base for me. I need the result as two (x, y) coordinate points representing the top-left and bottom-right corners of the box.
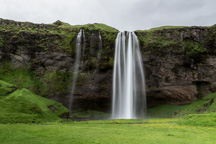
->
(112, 32), (147, 119)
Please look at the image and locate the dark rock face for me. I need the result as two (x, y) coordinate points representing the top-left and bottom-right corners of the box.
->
(147, 85), (198, 106)
(144, 54), (216, 106)
(137, 26), (216, 106)
(1, 18), (216, 112)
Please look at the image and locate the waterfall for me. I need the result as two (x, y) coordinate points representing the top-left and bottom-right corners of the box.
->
(69, 29), (84, 113)
(81, 30), (86, 69)
(96, 31), (103, 71)
(82, 30), (86, 59)
(112, 32), (146, 119)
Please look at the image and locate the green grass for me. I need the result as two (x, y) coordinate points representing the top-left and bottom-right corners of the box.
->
(0, 119), (216, 144)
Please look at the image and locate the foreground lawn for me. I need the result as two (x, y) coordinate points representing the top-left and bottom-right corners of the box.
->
(0, 119), (216, 144)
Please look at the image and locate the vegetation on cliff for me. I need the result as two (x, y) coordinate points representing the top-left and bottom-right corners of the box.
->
(0, 62), (73, 98)
(0, 18), (118, 54)
(136, 25), (216, 56)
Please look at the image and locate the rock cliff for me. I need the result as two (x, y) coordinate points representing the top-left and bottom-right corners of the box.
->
(136, 26), (216, 106)
(1, 18), (216, 113)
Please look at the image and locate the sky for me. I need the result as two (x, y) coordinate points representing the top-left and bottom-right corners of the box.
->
(0, 0), (216, 31)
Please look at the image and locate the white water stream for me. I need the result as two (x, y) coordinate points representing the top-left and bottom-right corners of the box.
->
(112, 32), (146, 119)
(69, 29), (83, 113)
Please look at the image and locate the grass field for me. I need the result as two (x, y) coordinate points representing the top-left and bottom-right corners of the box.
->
(1, 118), (216, 144)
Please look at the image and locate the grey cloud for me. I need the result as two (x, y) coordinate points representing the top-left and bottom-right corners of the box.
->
(0, 0), (215, 31)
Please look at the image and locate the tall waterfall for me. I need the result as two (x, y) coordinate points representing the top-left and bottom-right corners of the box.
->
(69, 29), (84, 113)
(112, 32), (146, 119)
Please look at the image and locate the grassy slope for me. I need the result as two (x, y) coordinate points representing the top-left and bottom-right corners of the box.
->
(147, 104), (186, 118)
(0, 80), (69, 123)
(0, 119), (216, 144)
(178, 113), (216, 127)
(147, 93), (216, 118)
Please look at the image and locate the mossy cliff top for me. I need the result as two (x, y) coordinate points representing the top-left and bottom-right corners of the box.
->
(135, 25), (216, 56)
(0, 18), (118, 54)
(0, 18), (118, 32)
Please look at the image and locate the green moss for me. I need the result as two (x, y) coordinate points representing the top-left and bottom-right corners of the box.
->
(108, 57), (114, 67)
(0, 87), (69, 123)
(90, 57), (97, 66)
(40, 71), (73, 97)
(0, 65), (43, 95)
(136, 31), (180, 56)
(0, 63), (72, 97)
(0, 39), (4, 47)
(0, 80), (17, 96)
(182, 41), (206, 55)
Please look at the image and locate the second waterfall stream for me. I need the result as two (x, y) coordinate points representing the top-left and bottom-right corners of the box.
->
(112, 32), (147, 119)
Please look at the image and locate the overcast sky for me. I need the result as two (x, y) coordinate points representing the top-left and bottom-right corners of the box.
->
(0, 0), (216, 31)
